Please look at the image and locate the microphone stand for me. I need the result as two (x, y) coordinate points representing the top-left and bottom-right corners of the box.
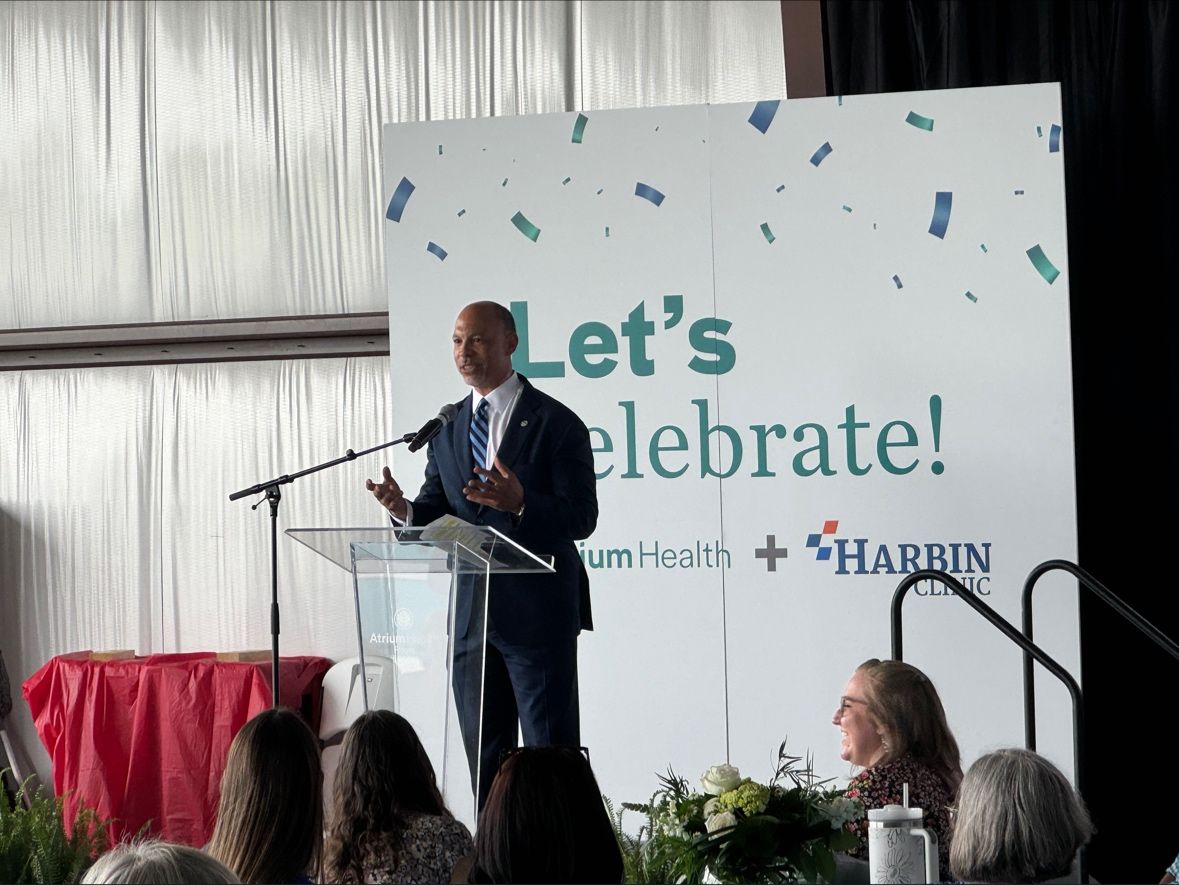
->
(229, 432), (416, 707)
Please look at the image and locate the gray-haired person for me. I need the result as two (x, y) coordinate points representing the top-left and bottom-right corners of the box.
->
(82, 840), (240, 884)
(949, 748), (1094, 884)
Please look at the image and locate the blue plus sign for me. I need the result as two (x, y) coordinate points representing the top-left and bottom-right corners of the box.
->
(755, 535), (788, 572)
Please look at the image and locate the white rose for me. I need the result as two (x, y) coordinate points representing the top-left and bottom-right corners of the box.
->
(703, 797), (720, 816)
(705, 810), (738, 833)
(700, 763), (742, 795)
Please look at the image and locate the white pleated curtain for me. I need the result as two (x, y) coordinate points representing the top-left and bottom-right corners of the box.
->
(0, 0), (786, 785)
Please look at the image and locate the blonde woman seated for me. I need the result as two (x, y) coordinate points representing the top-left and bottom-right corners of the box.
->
(324, 710), (473, 884)
(832, 658), (962, 871)
(82, 839), (239, 884)
(949, 748), (1093, 884)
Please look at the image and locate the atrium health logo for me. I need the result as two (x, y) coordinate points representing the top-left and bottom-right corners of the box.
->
(805, 518), (992, 594)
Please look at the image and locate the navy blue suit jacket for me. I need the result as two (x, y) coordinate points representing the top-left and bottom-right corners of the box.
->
(410, 376), (597, 646)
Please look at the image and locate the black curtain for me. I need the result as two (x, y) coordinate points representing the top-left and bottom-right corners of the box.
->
(823, 2), (1179, 883)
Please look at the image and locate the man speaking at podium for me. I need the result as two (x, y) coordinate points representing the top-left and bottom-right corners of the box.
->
(366, 301), (598, 808)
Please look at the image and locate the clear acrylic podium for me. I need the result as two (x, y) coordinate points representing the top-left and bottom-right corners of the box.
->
(285, 523), (554, 828)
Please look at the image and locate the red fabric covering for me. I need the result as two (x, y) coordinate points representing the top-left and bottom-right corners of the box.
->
(23, 652), (331, 847)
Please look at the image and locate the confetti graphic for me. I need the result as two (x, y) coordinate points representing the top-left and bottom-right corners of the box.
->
(426, 241), (447, 261)
(605, 226), (610, 238)
(457, 209), (466, 217)
(905, 111), (935, 131)
(980, 243), (988, 252)
(385, 177), (415, 222)
(810, 142), (833, 166)
(511, 211), (541, 242)
(842, 205), (852, 213)
(571, 113), (589, 144)
(965, 291), (978, 302)
(761, 222), (775, 244)
(748, 100), (781, 134)
(635, 182), (666, 206)
(837, 95), (843, 106)
(1036, 125), (1043, 137)
(893, 275), (904, 289)
(1026, 244), (1060, 284)
(928, 191), (953, 239)
(1014, 189), (1025, 195)
(596, 188), (604, 195)
(437, 144), (443, 155)
(1049, 124), (1062, 153)
(776, 184), (785, 193)
(502, 178), (509, 187)
(562, 177), (571, 185)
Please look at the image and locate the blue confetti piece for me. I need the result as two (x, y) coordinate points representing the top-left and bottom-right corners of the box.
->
(842, 205), (852, 213)
(426, 241), (447, 261)
(605, 226), (610, 238)
(385, 177), (415, 222)
(596, 188), (603, 195)
(760, 222), (775, 244)
(571, 113), (588, 144)
(928, 191), (952, 239)
(748, 100), (780, 134)
(1049, 123), (1061, 152)
(980, 243), (987, 253)
(1026, 244), (1060, 284)
(837, 96), (843, 106)
(905, 111), (935, 131)
(810, 142), (833, 166)
(965, 291), (978, 303)
(1036, 125), (1043, 137)
(438, 144), (443, 155)
(562, 177), (571, 185)
(892, 275), (903, 289)
(511, 211), (541, 242)
(457, 209), (466, 217)
(635, 182), (665, 206)
(1014, 189), (1025, 195)
(775, 184), (785, 193)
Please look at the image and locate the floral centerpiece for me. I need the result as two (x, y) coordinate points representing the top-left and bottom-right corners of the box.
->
(617, 742), (862, 884)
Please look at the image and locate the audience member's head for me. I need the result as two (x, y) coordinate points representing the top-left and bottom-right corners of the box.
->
(206, 707), (322, 884)
(82, 839), (239, 884)
(324, 710), (450, 882)
(949, 748), (1094, 883)
(469, 745), (622, 884)
(848, 658), (962, 791)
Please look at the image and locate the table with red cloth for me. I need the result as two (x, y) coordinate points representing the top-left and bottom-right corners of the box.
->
(23, 651), (332, 846)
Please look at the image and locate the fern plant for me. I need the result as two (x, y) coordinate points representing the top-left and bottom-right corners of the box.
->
(0, 772), (108, 884)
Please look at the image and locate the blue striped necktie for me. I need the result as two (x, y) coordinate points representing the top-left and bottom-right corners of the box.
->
(470, 398), (490, 468)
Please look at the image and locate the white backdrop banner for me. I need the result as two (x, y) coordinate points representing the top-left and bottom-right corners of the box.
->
(380, 84), (1079, 809)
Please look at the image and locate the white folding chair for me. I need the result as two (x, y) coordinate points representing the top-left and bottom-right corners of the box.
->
(319, 656), (397, 818)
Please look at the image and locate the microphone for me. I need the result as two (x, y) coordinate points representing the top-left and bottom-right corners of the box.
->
(407, 403), (459, 453)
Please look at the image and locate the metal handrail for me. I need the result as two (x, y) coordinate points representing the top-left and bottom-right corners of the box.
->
(891, 569), (1087, 883)
(1022, 559), (1179, 751)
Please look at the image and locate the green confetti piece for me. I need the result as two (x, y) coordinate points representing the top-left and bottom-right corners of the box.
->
(438, 144), (443, 155)
(562, 177), (571, 185)
(905, 111), (935, 131)
(842, 205), (852, 213)
(965, 291), (978, 303)
(571, 113), (588, 144)
(760, 222), (775, 244)
(511, 211), (540, 242)
(1026, 244), (1060, 284)
(502, 178), (508, 187)
(980, 243), (987, 253)
(605, 226), (610, 238)
(457, 209), (466, 217)
(1036, 125), (1043, 137)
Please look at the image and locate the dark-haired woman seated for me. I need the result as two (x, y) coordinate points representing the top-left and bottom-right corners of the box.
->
(832, 658), (962, 872)
(207, 707), (322, 884)
(324, 710), (473, 885)
(466, 745), (623, 884)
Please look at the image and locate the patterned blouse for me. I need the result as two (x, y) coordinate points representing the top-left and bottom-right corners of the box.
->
(339, 812), (474, 885)
(843, 756), (955, 872)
